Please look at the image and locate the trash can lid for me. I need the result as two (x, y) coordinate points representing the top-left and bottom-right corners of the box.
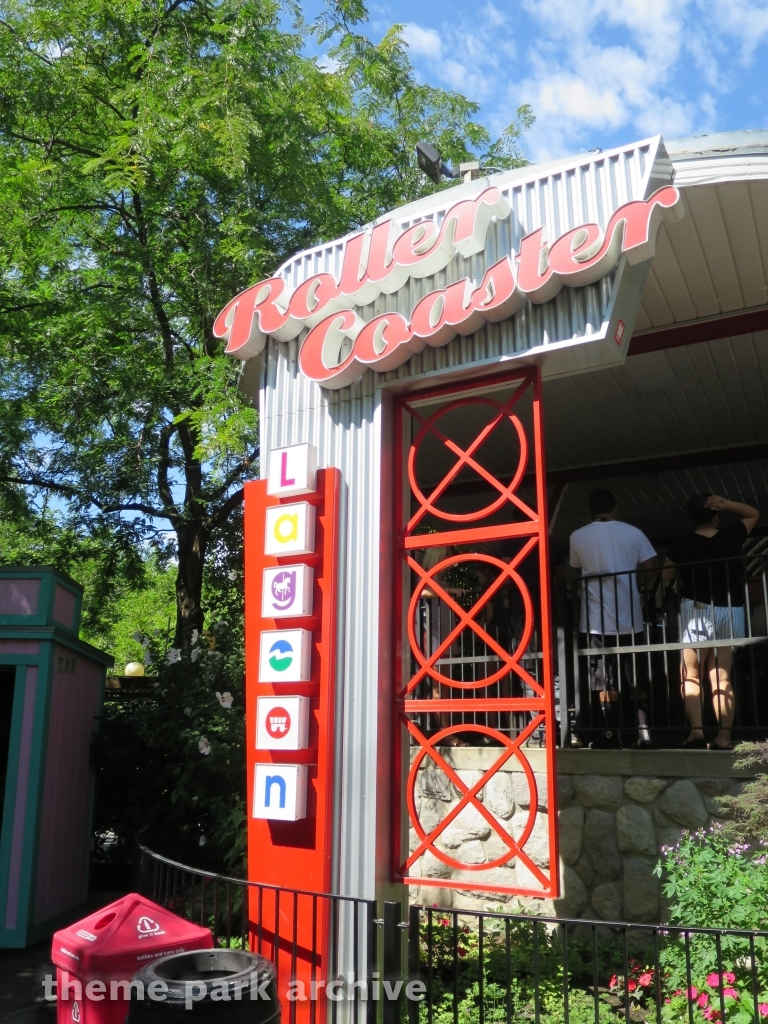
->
(52, 893), (213, 977)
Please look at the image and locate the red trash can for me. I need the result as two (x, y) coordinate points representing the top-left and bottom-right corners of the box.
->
(51, 893), (213, 1024)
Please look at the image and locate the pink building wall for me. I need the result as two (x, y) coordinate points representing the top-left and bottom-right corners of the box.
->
(33, 648), (102, 925)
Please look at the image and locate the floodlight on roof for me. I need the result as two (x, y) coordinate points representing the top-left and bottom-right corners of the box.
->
(416, 141), (459, 184)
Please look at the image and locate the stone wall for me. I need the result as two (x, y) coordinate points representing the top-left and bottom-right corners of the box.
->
(408, 748), (753, 923)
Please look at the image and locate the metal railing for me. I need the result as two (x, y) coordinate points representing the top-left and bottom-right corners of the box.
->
(408, 904), (768, 1024)
(410, 587), (548, 747)
(136, 840), (768, 1024)
(135, 837), (378, 1024)
(559, 553), (768, 747)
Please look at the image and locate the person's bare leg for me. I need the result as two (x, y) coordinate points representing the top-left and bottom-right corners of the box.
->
(682, 648), (705, 741)
(707, 647), (734, 749)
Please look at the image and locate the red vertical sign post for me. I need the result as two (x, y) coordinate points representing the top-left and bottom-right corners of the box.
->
(244, 450), (340, 1019)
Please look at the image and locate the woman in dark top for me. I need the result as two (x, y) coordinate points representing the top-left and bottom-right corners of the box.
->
(664, 494), (759, 750)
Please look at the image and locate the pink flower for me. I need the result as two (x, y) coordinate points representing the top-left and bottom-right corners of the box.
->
(706, 973), (721, 988)
(609, 975), (619, 989)
(723, 972), (736, 984)
(639, 973), (653, 987)
(698, 993), (710, 1008)
(723, 988), (738, 1000)
(688, 988), (698, 1000)
(703, 1007), (720, 1021)
(757, 1004), (768, 1017)
(628, 980), (637, 992)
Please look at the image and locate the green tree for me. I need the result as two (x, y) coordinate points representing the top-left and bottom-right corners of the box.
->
(0, 0), (533, 646)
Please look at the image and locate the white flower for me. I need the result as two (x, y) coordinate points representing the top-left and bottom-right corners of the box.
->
(191, 647), (202, 662)
(198, 736), (211, 755)
(166, 648), (181, 664)
(216, 691), (233, 709)
(228, 570), (237, 581)
(184, 707), (192, 716)
(191, 629), (199, 646)
(199, 835), (206, 846)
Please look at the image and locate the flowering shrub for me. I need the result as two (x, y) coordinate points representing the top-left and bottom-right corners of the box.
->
(652, 824), (768, 1006)
(419, 910), (619, 1024)
(608, 961), (656, 1006)
(656, 825), (768, 933)
(661, 971), (768, 1023)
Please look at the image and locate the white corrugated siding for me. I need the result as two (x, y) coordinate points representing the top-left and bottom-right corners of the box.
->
(260, 340), (385, 901)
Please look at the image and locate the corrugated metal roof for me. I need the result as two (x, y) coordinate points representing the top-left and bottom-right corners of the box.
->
(551, 458), (768, 549)
(270, 137), (670, 392)
(625, 131), (768, 331)
(544, 331), (768, 467)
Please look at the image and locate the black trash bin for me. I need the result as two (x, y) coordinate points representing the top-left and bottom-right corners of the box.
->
(128, 949), (280, 1024)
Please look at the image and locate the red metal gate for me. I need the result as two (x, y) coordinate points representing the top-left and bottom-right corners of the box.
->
(393, 367), (559, 898)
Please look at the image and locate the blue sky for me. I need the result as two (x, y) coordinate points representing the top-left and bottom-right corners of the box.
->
(324, 0), (768, 162)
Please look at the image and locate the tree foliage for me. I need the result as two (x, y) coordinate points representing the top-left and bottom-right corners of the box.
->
(0, 0), (533, 644)
(719, 740), (768, 841)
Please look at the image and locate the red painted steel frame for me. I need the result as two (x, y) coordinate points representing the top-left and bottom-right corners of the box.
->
(392, 367), (560, 898)
(244, 471), (340, 1021)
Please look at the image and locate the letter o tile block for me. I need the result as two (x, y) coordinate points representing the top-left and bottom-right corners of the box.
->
(253, 764), (308, 821)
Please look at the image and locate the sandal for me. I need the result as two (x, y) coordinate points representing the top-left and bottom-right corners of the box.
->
(709, 741), (733, 751)
(682, 735), (708, 750)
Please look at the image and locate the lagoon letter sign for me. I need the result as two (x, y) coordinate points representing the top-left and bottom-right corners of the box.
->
(215, 184), (682, 388)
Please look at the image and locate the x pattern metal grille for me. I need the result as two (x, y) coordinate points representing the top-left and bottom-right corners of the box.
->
(394, 368), (560, 898)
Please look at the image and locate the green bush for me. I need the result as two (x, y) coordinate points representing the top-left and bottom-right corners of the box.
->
(654, 826), (768, 1019)
(92, 614), (247, 875)
(92, 525), (248, 875)
(417, 910), (619, 1024)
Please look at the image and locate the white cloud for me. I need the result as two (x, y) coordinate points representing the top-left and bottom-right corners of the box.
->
(317, 55), (340, 74)
(395, 0), (768, 164)
(402, 21), (499, 101)
(712, 0), (768, 62)
(483, 3), (507, 28)
(402, 23), (444, 60)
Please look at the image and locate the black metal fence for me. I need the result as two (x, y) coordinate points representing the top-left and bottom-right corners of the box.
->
(408, 904), (768, 1024)
(410, 553), (768, 749)
(559, 553), (768, 748)
(135, 839), (378, 1024)
(137, 840), (768, 1024)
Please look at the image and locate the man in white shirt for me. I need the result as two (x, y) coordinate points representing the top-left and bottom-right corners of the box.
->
(569, 488), (657, 748)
